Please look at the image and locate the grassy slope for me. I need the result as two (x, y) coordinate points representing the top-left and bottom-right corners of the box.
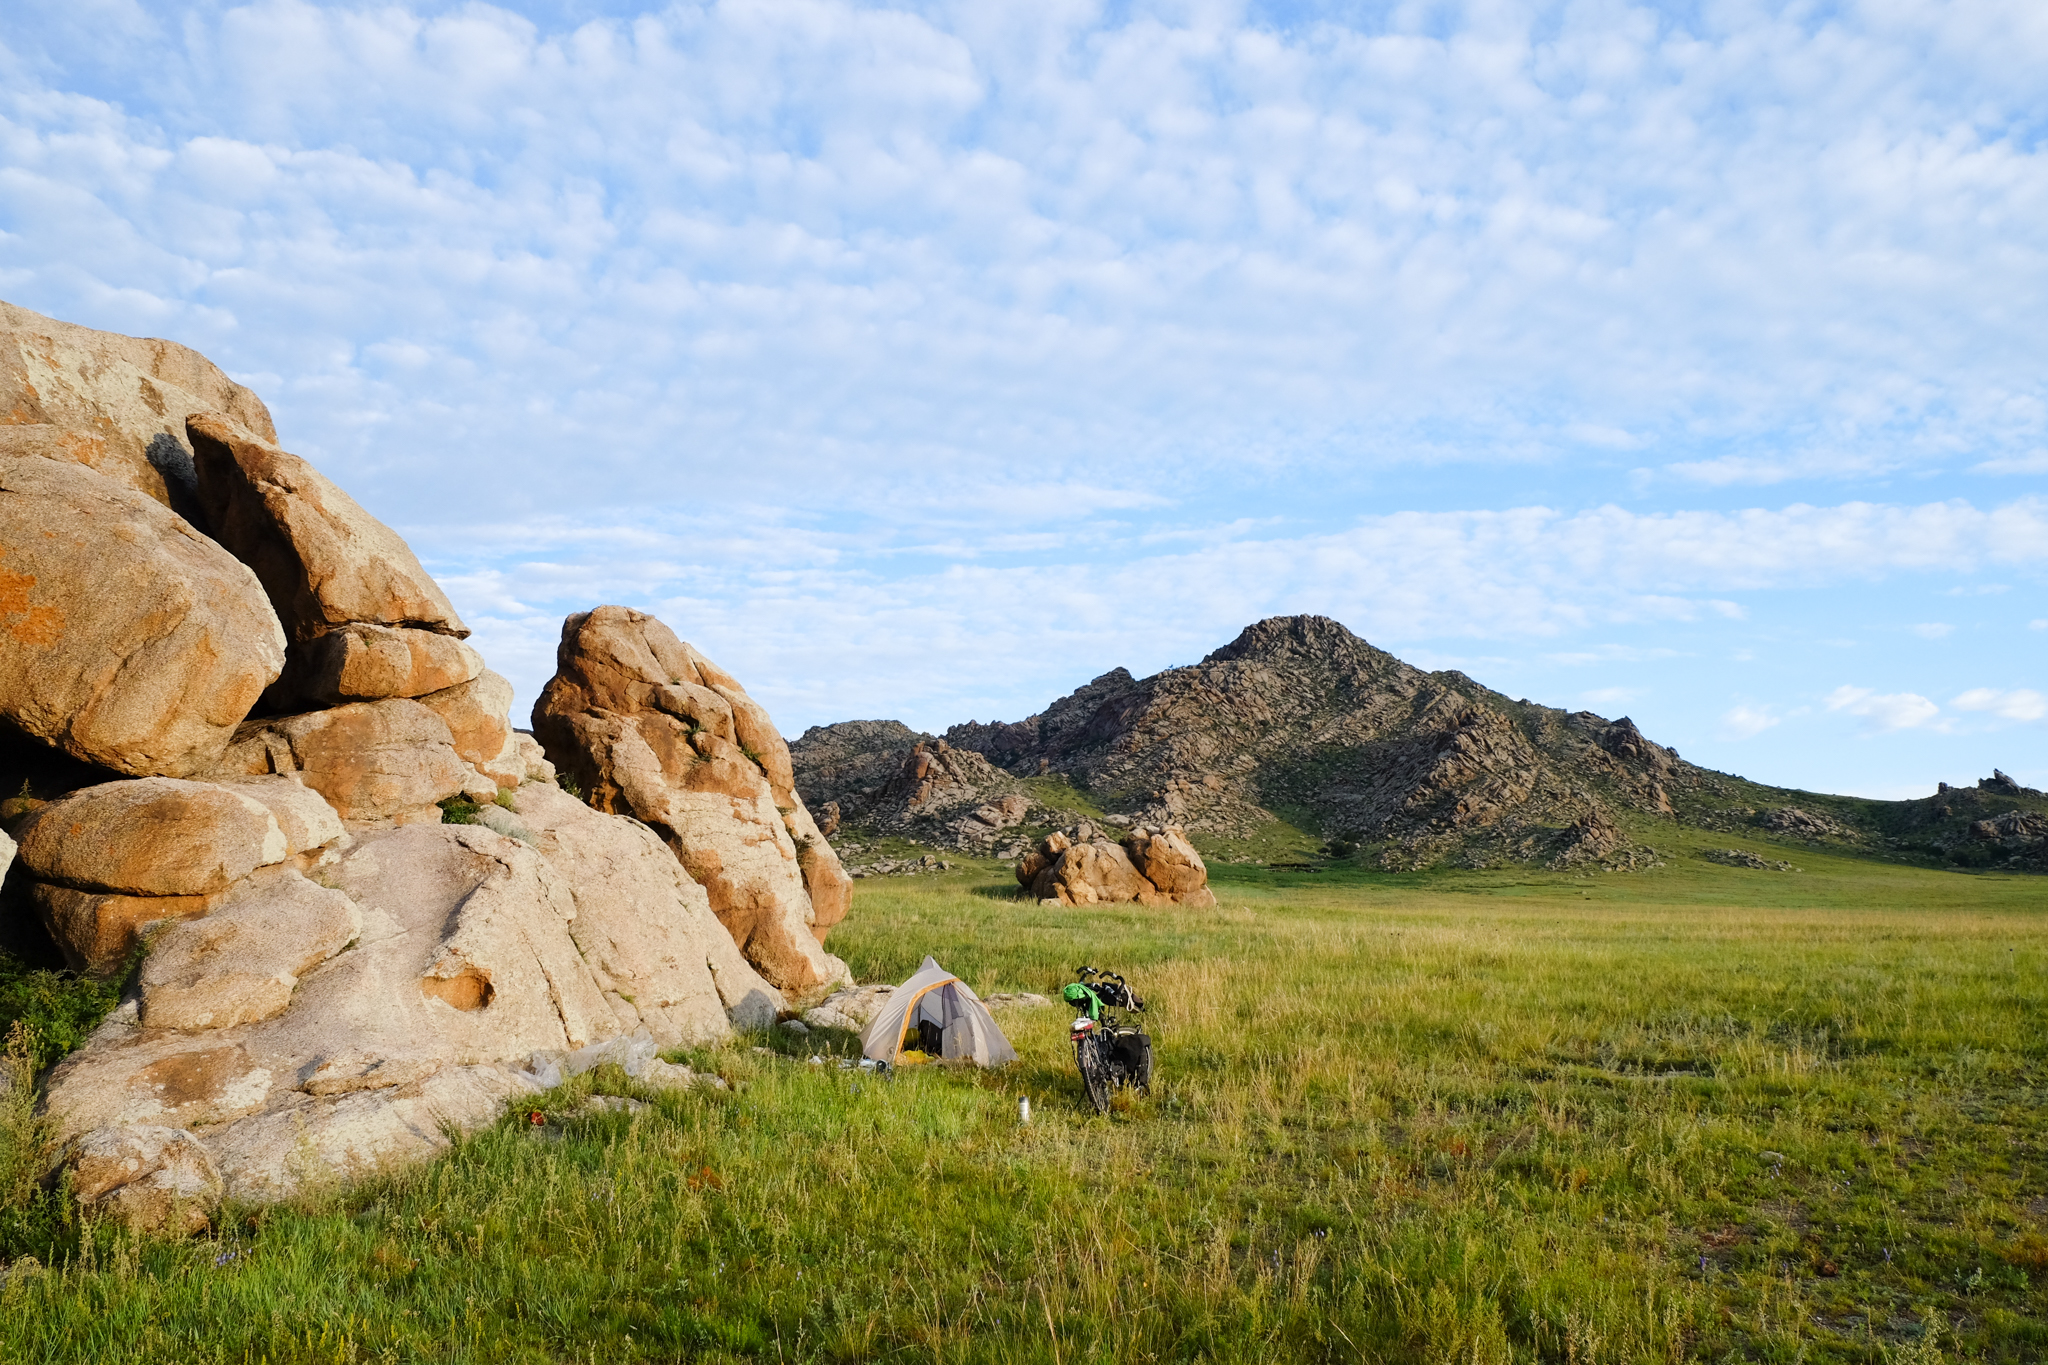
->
(1, 855), (2045, 1363)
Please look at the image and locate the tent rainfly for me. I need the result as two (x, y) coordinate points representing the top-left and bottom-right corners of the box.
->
(860, 957), (1017, 1068)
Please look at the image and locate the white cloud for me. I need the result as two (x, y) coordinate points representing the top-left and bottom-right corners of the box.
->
(1911, 622), (1954, 639)
(1547, 645), (1681, 666)
(1824, 685), (1942, 733)
(1580, 687), (1638, 707)
(1973, 452), (2048, 475)
(2033, 620), (2048, 630)
(1720, 705), (1782, 741)
(1952, 688), (2048, 723)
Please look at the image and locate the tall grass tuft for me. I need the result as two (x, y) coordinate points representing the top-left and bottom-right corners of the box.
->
(0, 1020), (52, 1210)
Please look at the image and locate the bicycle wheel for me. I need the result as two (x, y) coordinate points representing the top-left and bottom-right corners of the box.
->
(1076, 1035), (1113, 1115)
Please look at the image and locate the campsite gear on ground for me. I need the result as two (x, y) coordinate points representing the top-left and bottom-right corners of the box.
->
(1064, 966), (1152, 1115)
(859, 957), (1019, 1068)
(1019, 1096), (1031, 1124)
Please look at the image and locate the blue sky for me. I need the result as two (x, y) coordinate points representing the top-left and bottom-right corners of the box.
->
(3, 0), (2044, 799)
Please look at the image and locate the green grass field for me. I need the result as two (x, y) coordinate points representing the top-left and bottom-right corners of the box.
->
(1, 840), (2044, 1362)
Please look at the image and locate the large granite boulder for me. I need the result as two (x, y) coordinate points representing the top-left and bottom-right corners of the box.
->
(0, 299), (278, 518)
(1123, 825), (1217, 904)
(532, 607), (851, 993)
(16, 778), (287, 897)
(213, 699), (470, 828)
(417, 669), (515, 771)
(510, 783), (783, 1040)
(267, 622), (483, 707)
(139, 871), (361, 1031)
(67, 1125), (224, 1235)
(42, 811), (775, 1208)
(0, 456), (285, 777)
(185, 413), (467, 645)
(13, 776), (353, 974)
(1038, 837), (1150, 906)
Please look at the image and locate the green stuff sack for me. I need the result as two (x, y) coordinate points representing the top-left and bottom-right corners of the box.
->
(1062, 982), (1104, 1021)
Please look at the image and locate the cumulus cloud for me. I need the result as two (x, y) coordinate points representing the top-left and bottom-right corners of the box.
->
(0, 0), (2045, 532)
(1720, 706), (1783, 741)
(1952, 688), (2048, 723)
(1824, 685), (1942, 733)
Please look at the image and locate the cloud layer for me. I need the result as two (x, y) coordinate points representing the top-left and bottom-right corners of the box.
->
(2, 0), (2044, 794)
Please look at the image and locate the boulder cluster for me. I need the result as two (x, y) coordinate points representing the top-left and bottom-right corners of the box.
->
(0, 302), (846, 1226)
(1014, 821), (1216, 907)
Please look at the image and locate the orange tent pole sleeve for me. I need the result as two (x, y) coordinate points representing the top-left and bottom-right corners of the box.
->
(892, 977), (960, 1061)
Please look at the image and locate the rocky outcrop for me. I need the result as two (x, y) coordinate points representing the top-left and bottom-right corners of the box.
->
(0, 299), (277, 520)
(1015, 822), (1217, 907)
(1703, 848), (1796, 871)
(789, 725), (1041, 851)
(1979, 769), (2041, 798)
(0, 455), (286, 777)
(1757, 806), (1850, 839)
(789, 720), (929, 809)
(186, 413), (467, 645)
(532, 607), (850, 993)
(1971, 810), (2048, 842)
(0, 303), (839, 1221)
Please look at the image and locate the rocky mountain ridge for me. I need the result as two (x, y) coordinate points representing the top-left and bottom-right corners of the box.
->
(798, 616), (1696, 869)
(795, 616), (2048, 873)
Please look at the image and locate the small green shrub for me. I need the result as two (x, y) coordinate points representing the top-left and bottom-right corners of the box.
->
(493, 789), (516, 810)
(438, 796), (482, 825)
(0, 955), (119, 1070)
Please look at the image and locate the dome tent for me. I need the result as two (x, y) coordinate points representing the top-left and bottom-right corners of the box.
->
(859, 957), (1017, 1067)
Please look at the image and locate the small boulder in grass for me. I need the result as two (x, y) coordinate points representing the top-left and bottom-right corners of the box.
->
(67, 1125), (223, 1235)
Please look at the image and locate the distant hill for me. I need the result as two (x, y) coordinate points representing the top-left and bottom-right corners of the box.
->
(792, 615), (2048, 873)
